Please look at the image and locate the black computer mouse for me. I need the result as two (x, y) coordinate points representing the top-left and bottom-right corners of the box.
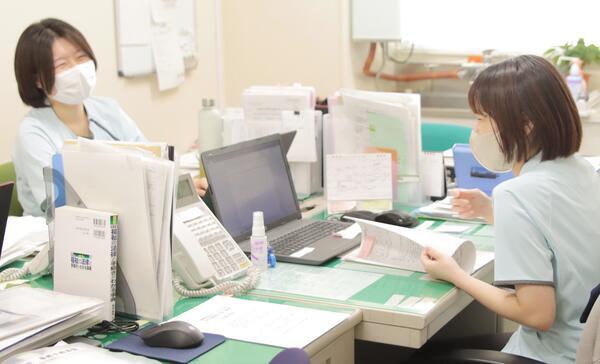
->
(375, 211), (418, 228)
(139, 321), (204, 349)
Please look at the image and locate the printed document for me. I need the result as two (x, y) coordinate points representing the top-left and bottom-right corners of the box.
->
(325, 153), (392, 201)
(172, 295), (349, 348)
(0, 287), (102, 344)
(344, 218), (476, 273)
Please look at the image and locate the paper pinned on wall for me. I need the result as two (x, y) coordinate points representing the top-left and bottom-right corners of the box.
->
(151, 25), (185, 91)
(117, 0), (151, 45)
(150, 0), (177, 24)
(282, 109), (317, 162)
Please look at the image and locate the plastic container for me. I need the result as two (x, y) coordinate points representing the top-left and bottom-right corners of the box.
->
(250, 211), (268, 271)
(567, 63), (583, 101)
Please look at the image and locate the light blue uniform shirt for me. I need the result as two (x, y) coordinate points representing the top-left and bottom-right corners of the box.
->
(493, 153), (600, 363)
(12, 96), (146, 217)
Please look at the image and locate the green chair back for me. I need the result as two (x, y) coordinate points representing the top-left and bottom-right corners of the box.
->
(0, 162), (23, 216)
(421, 122), (472, 152)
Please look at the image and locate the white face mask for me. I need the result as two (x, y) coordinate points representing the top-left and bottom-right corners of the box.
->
(469, 130), (513, 173)
(50, 60), (96, 105)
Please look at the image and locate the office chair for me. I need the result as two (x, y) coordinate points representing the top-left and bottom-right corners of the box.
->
(421, 122), (471, 152)
(269, 348), (310, 364)
(0, 162), (23, 216)
(415, 284), (600, 363)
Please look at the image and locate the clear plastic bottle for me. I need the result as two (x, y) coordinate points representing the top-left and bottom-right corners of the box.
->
(566, 63), (583, 101)
(250, 211), (268, 272)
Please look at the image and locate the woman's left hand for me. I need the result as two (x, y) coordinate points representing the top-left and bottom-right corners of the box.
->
(420, 246), (465, 284)
(193, 177), (209, 197)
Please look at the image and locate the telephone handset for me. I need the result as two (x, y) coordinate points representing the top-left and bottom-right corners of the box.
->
(172, 174), (254, 295)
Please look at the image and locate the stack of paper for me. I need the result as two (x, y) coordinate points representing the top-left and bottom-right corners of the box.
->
(415, 196), (487, 224)
(54, 138), (175, 321)
(0, 287), (104, 361)
(343, 218), (476, 274)
(0, 216), (48, 268)
(241, 85), (318, 163)
(327, 89), (421, 177)
(5, 342), (159, 364)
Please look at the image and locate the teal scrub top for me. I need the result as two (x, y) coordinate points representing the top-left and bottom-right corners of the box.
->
(493, 153), (600, 363)
(12, 96), (146, 217)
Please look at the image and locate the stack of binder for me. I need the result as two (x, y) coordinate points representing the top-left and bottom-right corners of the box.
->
(0, 287), (104, 361)
(52, 138), (176, 321)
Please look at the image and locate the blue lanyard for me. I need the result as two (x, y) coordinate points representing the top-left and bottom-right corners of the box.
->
(89, 118), (119, 141)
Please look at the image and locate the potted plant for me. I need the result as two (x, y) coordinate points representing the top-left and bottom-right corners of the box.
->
(544, 38), (600, 75)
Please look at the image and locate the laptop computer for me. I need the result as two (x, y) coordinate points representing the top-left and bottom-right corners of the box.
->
(280, 130), (296, 155)
(202, 134), (360, 265)
(0, 182), (14, 259)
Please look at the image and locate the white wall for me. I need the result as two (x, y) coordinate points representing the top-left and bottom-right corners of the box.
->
(0, 0), (220, 162)
(220, 0), (395, 106)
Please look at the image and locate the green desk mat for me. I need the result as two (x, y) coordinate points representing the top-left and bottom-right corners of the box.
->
(3, 199), (492, 362)
(261, 208), (494, 315)
(10, 264), (355, 364)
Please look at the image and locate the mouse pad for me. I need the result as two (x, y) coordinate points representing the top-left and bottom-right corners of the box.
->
(106, 324), (226, 364)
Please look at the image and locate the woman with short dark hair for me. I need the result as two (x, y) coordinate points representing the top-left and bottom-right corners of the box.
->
(12, 18), (208, 216)
(421, 55), (600, 363)
(12, 18), (145, 216)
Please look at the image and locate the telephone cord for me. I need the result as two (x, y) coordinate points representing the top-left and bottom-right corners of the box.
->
(0, 266), (29, 283)
(173, 267), (261, 297)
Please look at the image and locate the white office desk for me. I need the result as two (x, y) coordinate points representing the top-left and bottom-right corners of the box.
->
(249, 197), (497, 349)
(249, 260), (494, 349)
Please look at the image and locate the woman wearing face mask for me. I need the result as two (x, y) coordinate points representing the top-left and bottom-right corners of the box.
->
(12, 18), (208, 216)
(419, 55), (600, 363)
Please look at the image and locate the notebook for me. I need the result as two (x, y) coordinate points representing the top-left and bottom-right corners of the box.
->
(0, 182), (14, 259)
(202, 134), (360, 265)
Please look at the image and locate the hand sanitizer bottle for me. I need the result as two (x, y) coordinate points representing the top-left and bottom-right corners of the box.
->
(567, 62), (583, 101)
(250, 211), (268, 271)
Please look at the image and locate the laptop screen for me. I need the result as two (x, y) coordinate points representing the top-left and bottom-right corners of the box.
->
(203, 135), (301, 241)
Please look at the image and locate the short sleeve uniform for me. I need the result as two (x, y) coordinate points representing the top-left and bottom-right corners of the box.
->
(12, 96), (146, 216)
(493, 153), (600, 363)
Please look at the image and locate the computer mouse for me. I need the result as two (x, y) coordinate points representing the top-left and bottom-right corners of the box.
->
(139, 321), (204, 349)
(375, 211), (418, 228)
(340, 210), (377, 223)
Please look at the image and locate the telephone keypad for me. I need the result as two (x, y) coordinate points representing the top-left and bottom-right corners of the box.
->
(184, 212), (250, 282)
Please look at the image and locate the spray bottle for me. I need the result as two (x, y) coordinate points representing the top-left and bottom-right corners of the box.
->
(250, 211), (268, 271)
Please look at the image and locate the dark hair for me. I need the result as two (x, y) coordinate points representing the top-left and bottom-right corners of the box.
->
(14, 18), (97, 108)
(468, 54), (581, 162)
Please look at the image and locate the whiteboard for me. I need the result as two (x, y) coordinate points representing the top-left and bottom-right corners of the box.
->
(114, 0), (198, 77)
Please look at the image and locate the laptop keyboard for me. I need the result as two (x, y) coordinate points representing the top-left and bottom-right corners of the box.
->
(270, 221), (347, 256)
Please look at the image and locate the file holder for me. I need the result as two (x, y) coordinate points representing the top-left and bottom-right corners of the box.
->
(452, 143), (513, 196)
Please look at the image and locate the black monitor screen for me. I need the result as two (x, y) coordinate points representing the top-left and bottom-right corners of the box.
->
(204, 138), (299, 240)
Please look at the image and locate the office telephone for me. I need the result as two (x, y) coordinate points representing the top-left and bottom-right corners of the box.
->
(172, 174), (257, 296)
